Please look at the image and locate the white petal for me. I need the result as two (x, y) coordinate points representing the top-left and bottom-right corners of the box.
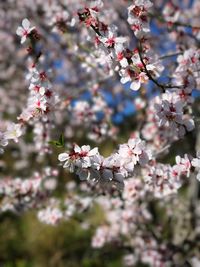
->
(16, 27), (24, 36)
(121, 76), (130, 84)
(58, 153), (69, 162)
(81, 145), (90, 152)
(89, 147), (98, 156)
(196, 151), (200, 158)
(21, 35), (27, 44)
(184, 119), (195, 131)
(29, 27), (35, 32)
(130, 80), (141, 91)
(39, 87), (45, 96)
(192, 158), (200, 168)
(197, 172), (200, 181)
(128, 138), (136, 149)
(120, 58), (128, 68)
(74, 144), (81, 153)
(22, 18), (30, 30)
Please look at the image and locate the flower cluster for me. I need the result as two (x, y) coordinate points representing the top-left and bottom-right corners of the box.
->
(78, 0), (163, 91)
(19, 65), (58, 122)
(174, 48), (200, 91)
(127, 0), (153, 38)
(142, 155), (192, 198)
(38, 201), (63, 225)
(0, 122), (22, 153)
(15, 19), (60, 155)
(154, 92), (194, 138)
(0, 168), (58, 213)
(58, 137), (151, 190)
(37, 181), (93, 225)
(0, 174), (43, 213)
(68, 89), (117, 142)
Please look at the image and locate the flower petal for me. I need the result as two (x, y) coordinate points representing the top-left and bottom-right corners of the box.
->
(58, 153), (69, 162)
(22, 18), (30, 30)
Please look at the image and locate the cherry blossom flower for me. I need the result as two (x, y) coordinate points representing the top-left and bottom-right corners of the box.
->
(119, 66), (148, 91)
(38, 207), (63, 225)
(58, 144), (99, 172)
(5, 123), (22, 143)
(118, 137), (151, 171)
(154, 93), (194, 137)
(0, 131), (8, 153)
(16, 18), (35, 44)
(100, 27), (127, 51)
(173, 154), (192, 177)
(127, 0), (153, 38)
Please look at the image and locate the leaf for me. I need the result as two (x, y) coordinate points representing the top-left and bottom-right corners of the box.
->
(59, 134), (65, 146)
(48, 134), (65, 148)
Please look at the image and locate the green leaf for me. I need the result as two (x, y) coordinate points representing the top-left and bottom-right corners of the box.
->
(48, 134), (65, 148)
(59, 134), (65, 146)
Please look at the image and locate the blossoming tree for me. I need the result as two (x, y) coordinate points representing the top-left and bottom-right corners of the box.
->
(1, 0), (200, 266)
